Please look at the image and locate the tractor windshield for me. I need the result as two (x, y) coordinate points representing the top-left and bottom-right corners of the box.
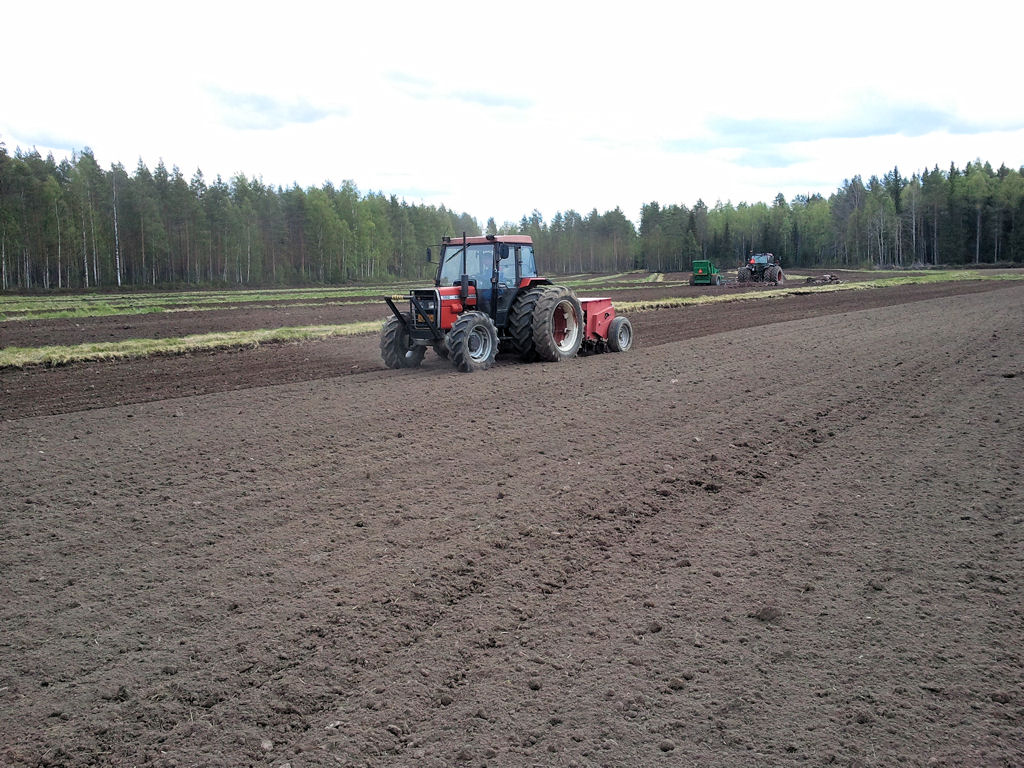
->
(439, 244), (494, 286)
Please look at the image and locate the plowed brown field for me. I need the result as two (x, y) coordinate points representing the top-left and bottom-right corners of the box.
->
(1, 277), (1022, 767)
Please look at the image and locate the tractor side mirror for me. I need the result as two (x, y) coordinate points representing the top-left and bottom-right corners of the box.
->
(498, 243), (510, 260)
(426, 247), (432, 263)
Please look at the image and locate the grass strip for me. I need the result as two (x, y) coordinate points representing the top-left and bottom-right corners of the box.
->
(0, 284), (421, 318)
(2, 297), (387, 322)
(0, 321), (382, 369)
(615, 271), (1024, 313)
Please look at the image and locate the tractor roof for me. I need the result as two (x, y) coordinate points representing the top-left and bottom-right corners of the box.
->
(441, 234), (533, 246)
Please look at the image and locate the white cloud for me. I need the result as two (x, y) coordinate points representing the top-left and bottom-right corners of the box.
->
(2, 0), (1021, 226)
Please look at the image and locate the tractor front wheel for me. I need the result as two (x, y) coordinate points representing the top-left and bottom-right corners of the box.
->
(532, 286), (584, 362)
(380, 314), (426, 369)
(607, 316), (633, 353)
(448, 311), (499, 372)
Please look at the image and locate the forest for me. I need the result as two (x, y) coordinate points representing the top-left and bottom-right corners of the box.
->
(1, 143), (1022, 292)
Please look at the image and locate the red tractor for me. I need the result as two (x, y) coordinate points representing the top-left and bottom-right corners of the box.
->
(381, 233), (634, 372)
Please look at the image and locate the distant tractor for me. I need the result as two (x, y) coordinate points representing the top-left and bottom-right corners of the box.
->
(381, 234), (634, 372)
(689, 259), (722, 286)
(737, 252), (785, 284)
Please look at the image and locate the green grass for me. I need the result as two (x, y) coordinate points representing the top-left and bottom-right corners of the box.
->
(0, 284), (413, 321)
(0, 321), (382, 369)
(614, 270), (1024, 312)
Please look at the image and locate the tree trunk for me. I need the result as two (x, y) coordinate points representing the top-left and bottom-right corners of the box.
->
(55, 200), (63, 288)
(89, 193), (99, 286)
(80, 206), (89, 287)
(112, 176), (122, 287)
(975, 206), (982, 264)
(993, 212), (1001, 262)
(140, 213), (146, 285)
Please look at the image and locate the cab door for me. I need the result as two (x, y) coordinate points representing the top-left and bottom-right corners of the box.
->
(492, 245), (522, 327)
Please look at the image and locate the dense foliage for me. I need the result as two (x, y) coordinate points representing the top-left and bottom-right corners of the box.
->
(1, 144), (1021, 291)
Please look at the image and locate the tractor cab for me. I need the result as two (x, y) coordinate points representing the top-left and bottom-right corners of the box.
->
(434, 234), (541, 328)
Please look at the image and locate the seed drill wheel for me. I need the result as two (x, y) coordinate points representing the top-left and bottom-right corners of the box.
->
(380, 314), (426, 369)
(607, 315), (634, 353)
(532, 286), (584, 362)
(448, 311), (499, 372)
(508, 287), (544, 361)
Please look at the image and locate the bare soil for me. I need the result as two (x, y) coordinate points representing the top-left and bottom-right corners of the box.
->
(1, 278), (1022, 767)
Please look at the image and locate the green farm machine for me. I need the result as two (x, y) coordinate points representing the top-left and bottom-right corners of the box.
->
(689, 259), (722, 286)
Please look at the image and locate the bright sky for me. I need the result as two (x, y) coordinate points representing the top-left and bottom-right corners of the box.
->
(3, 1), (1021, 227)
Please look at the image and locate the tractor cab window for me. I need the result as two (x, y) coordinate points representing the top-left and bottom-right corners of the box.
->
(519, 246), (537, 278)
(497, 248), (517, 286)
(439, 244), (494, 286)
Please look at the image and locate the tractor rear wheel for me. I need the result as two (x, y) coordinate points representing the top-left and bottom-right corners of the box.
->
(448, 311), (499, 372)
(508, 287), (544, 361)
(775, 268), (785, 285)
(607, 315), (633, 353)
(737, 267), (751, 282)
(532, 286), (584, 362)
(380, 314), (426, 369)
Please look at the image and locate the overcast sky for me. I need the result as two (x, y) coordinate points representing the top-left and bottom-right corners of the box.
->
(3, 1), (1021, 227)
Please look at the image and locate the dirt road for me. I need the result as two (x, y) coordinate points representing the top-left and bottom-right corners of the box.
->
(1, 282), (1022, 766)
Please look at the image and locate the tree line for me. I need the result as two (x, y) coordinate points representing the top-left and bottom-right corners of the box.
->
(627, 162), (1024, 273)
(1, 143), (1021, 292)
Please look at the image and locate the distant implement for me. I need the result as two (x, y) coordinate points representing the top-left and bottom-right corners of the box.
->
(737, 252), (785, 285)
(381, 234), (634, 373)
(689, 259), (722, 286)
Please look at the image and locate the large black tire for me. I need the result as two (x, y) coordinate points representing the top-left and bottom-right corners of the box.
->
(532, 286), (584, 362)
(737, 267), (751, 283)
(765, 265), (783, 284)
(607, 315), (633, 353)
(508, 287), (544, 361)
(448, 311), (499, 372)
(380, 314), (426, 369)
